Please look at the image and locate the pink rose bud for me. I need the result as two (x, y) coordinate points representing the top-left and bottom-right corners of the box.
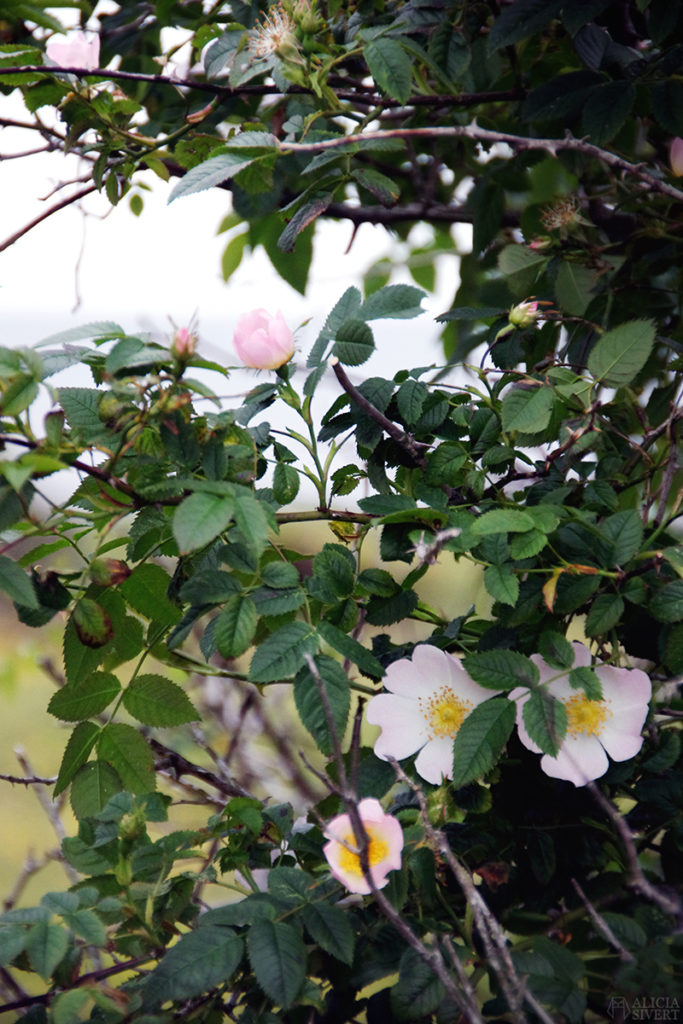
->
(670, 137), (683, 177)
(508, 299), (539, 329)
(171, 326), (197, 360)
(46, 31), (100, 71)
(233, 309), (295, 369)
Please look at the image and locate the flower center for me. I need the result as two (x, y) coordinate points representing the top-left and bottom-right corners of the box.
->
(564, 693), (610, 738)
(337, 827), (389, 877)
(419, 685), (472, 739)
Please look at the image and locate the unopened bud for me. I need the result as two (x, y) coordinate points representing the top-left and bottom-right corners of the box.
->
(171, 326), (197, 361)
(508, 299), (539, 329)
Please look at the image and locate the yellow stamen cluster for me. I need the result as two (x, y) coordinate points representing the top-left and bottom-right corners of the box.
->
(337, 827), (389, 877)
(564, 693), (610, 738)
(418, 685), (472, 740)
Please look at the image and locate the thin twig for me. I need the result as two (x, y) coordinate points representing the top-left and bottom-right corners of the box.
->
(586, 781), (682, 920)
(571, 878), (635, 963)
(15, 748), (78, 885)
(0, 185), (97, 254)
(331, 359), (428, 467)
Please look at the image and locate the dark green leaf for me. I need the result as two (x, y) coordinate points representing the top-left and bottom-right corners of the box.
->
(501, 387), (555, 434)
(582, 81), (635, 145)
(69, 760), (122, 819)
(452, 698), (516, 787)
(332, 319), (375, 366)
(293, 654), (350, 755)
(317, 620), (383, 678)
(48, 672), (120, 722)
(302, 902), (355, 965)
(584, 594), (625, 635)
(98, 724), (156, 794)
(249, 621), (319, 682)
(488, 0), (563, 49)
(463, 650), (539, 690)
(25, 921), (69, 980)
(650, 581), (683, 623)
(120, 563), (180, 626)
(484, 564), (519, 606)
(247, 919), (306, 1009)
(523, 691), (567, 757)
(54, 722), (100, 796)
(360, 284), (425, 321)
(144, 926), (243, 1006)
(173, 492), (235, 554)
(364, 38), (412, 104)
(391, 947), (445, 1020)
(122, 674), (198, 726)
(0, 555), (39, 608)
(215, 594), (258, 657)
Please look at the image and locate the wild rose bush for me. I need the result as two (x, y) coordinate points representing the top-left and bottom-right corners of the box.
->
(0, 2), (682, 1022)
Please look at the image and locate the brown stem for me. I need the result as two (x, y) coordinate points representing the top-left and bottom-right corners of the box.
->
(0, 185), (97, 254)
(331, 359), (428, 467)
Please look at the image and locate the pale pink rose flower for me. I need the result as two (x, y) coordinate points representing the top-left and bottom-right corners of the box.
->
(46, 31), (100, 71)
(233, 309), (295, 369)
(669, 137), (683, 177)
(323, 798), (403, 895)
(511, 642), (651, 787)
(366, 645), (500, 785)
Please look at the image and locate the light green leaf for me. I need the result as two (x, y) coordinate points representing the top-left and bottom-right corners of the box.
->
(317, 620), (383, 678)
(120, 563), (181, 625)
(471, 508), (535, 536)
(173, 492), (236, 554)
(169, 152), (257, 202)
(452, 698), (516, 787)
(122, 674), (198, 727)
(0, 923), (28, 966)
(247, 919), (306, 1009)
(497, 245), (548, 296)
(52, 990), (91, 1024)
(250, 622), (319, 683)
(587, 320), (655, 386)
(233, 493), (271, 557)
(554, 261), (597, 315)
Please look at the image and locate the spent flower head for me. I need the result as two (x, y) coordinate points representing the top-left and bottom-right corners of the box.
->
(250, 3), (302, 63)
(670, 137), (683, 177)
(323, 798), (403, 895)
(366, 645), (500, 785)
(512, 642), (651, 786)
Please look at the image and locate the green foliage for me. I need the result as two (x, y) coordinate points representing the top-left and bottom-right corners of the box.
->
(0, 1), (682, 1020)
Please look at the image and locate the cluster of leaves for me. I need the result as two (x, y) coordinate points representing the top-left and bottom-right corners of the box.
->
(0, 0), (682, 1021)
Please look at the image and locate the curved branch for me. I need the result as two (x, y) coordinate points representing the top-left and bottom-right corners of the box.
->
(280, 126), (683, 204)
(0, 185), (97, 254)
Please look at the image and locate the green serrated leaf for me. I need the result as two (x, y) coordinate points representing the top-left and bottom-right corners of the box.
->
(98, 724), (156, 794)
(501, 386), (555, 434)
(332, 319), (375, 366)
(317, 620), (383, 678)
(568, 665), (603, 700)
(25, 920), (70, 980)
(249, 622), (319, 682)
(70, 760), (122, 819)
(247, 919), (306, 1009)
(484, 564), (519, 606)
(0, 555), (39, 608)
(293, 655), (350, 755)
(391, 947), (445, 1020)
(49, 672), (121, 722)
(122, 674), (198, 727)
(144, 926), (243, 1007)
(215, 594), (258, 657)
(173, 492), (236, 554)
(523, 690), (567, 756)
(233, 493), (272, 557)
(0, 923), (28, 967)
(452, 698), (516, 787)
(587, 320), (655, 386)
(471, 508), (535, 536)
(301, 902), (355, 965)
(54, 722), (100, 797)
(584, 594), (625, 635)
(364, 37), (413, 104)
(360, 284), (425, 321)
(463, 650), (539, 690)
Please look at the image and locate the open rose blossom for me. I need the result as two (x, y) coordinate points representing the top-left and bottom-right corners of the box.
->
(323, 798), (403, 894)
(45, 31), (100, 71)
(366, 645), (500, 785)
(512, 642), (651, 787)
(233, 309), (295, 369)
